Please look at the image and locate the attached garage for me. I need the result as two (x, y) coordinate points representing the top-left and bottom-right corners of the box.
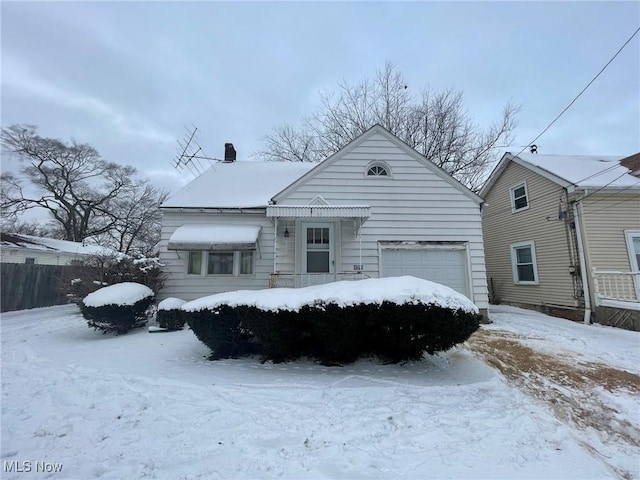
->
(380, 244), (470, 298)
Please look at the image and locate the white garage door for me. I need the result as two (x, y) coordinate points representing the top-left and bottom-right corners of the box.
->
(381, 248), (469, 296)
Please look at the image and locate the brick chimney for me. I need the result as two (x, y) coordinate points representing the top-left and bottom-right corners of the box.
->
(224, 143), (236, 163)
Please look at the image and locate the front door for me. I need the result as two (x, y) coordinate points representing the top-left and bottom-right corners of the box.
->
(302, 223), (334, 282)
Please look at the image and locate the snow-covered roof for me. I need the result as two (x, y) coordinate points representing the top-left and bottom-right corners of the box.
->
(167, 225), (261, 250)
(481, 152), (640, 198)
(0, 233), (114, 256)
(515, 153), (639, 189)
(162, 161), (317, 209)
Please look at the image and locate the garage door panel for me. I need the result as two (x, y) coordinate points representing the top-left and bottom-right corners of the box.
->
(381, 248), (468, 297)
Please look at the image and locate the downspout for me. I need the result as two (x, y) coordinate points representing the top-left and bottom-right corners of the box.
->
(571, 196), (592, 324)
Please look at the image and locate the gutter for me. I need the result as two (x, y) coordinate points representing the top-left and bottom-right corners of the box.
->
(571, 193), (592, 324)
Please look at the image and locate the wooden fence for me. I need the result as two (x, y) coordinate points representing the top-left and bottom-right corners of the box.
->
(1, 264), (74, 312)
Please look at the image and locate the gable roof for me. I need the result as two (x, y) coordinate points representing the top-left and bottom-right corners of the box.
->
(272, 124), (483, 205)
(161, 161), (316, 209)
(164, 125), (483, 209)
(0, 233), (113, 256)
(480, 152), (640, 197)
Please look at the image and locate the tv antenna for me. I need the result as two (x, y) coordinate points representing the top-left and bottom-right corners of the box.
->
(173, 125), (219, 177)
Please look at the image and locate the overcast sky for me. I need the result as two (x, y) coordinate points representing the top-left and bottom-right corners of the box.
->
(2, 1), (639, 195)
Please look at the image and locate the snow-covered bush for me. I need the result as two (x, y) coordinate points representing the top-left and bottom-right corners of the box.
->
(183, 277), (481, 364)
(157, 298), (187, 330)
(187, 307), (256, 359)
(81, 282), (155, 334)
(59, 252), (166, 303)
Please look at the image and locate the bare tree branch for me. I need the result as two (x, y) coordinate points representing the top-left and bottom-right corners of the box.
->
(1, 125), (165, 253)
(255, 62), (520, 190)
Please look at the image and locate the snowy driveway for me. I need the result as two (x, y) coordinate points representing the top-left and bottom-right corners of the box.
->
(1, 304), (639, 479)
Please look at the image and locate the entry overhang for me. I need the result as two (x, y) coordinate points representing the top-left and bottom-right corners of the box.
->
(266, 205), (370, 220)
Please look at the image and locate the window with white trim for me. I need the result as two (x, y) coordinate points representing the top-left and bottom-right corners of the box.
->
(625, 230), (640, 272)
(510, 182), (529, 212)
(510, 241), (539, 284)
(366, 162), (391, 177)
(187, 250), (254, 276)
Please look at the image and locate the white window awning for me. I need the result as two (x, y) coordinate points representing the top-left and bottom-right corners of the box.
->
(167, 225), (261, 251)
(266, 205), (370, 219)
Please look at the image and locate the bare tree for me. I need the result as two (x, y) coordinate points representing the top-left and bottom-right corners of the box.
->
(0, 218), (53, 237)
(256, 62), (519, 190)
(95, 182), (169, 257)
(1, 125), (165, 254)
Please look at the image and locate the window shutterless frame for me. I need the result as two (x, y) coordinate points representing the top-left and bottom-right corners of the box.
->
(510, 240), (539, 284)
(510, 182), (529, 212)
(364, 161), (392, 178)
(186, 250), (255, 277)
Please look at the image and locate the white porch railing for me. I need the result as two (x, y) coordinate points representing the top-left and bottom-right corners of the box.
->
(269, 272), (370, 288)
(592, 269), (640, 305)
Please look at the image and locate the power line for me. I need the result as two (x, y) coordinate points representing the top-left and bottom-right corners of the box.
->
(581, 184), (640, 215)
(514, 26), (640, 158)
(581, 181), (640, 214)
(580, 171), (633, 201)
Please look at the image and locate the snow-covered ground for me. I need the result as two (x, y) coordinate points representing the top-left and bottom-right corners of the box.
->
(1, 304), (638, 479)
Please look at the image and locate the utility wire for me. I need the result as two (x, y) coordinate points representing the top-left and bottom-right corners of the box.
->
(581, 183), (640, 215)
(580, 171), (633, 201)
(581, 181), (640, 213)
(513, 26), (640, 158)
(482, 162), (633, 220)
(483, 27), (640, 219)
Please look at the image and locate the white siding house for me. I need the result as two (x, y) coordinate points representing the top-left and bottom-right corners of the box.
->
(0, 233), (113, 265)
(159, 125), (489, 316)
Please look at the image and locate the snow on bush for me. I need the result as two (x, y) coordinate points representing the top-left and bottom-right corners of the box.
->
(83, 283), (154, 307)
(81, 283), (155, 334)
(182, 276), (478, 314)
(184, 277), (481, 363)
(157, 297), (187, 330)
(158, 297), (186, 311)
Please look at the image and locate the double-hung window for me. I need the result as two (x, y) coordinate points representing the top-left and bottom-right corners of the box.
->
(187, 250), (254, 276)
(510, 241), (539, 284)
(510, 182), (529, 212)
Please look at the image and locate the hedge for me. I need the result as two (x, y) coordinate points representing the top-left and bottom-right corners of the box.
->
(187, 301), (480, 364)
(80, 295), (155, 334)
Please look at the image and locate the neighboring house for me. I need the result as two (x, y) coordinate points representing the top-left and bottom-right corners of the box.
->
(159, 125), (489, 317)
(0, 233), (113, 265)
(481, 152), (640, 330)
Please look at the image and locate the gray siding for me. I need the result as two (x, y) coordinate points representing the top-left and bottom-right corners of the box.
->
(158, 211), (274, 301)
(274, 132), (488, 309)
(482, 162), (577, 308)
